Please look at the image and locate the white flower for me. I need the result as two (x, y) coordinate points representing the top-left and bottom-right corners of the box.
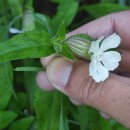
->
(88, 33), (121, 82)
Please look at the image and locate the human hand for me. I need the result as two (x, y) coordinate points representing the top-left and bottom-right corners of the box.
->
(36, 10), (130, 128)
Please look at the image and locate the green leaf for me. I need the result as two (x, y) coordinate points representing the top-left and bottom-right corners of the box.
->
(52, 21), (65, 43)
(101, 0), (116, 3)
(51, 22), (75, 60)
(52, 21), (65, 53)
(0, 31), (55, 63)
(83, 3), (130, 18)
(59, 105), (69, 130)
(78, 105), (101, 130)
(7, 0), (23, 16)
(8, 92), (27, 113)
(0, 111), (17, 129)
(51, 0), (78, 34)
(9, 116), (34, 130)
(100, 118), (113, 130)
(35, 13), (52, 35)
(32, 120), (41, 130)
(14, 66), (44, 71)
(34, 89), (62, 130)
(0, 62), (13, 110)
(23, 59), (39, 114)
(46, 91), (63, 130)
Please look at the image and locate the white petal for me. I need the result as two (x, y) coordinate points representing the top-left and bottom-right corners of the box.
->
(97, 62), (109, 82)
(89, 36), (104, 53)
(89, 59), (109, 82)
(101, 59), (119, 71)
(103, 51), (121, 62)
(9, 28), (21, 34)
(100, 33), (121, 52)
(89, 60), (101, 82)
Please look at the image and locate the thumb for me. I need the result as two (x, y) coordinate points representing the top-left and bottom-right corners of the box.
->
(46, 57), (130, 128)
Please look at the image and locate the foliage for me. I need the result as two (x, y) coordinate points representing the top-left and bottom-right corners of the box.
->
(0, 0), (129, 130)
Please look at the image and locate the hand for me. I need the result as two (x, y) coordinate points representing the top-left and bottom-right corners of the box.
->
(36, 10), (130, 128)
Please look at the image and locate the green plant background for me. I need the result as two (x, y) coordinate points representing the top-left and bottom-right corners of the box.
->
(0, 0), (129, 130)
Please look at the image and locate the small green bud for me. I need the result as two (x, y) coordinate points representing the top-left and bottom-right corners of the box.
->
(22, 7), (35, 32)
(67, 34), (92, 60)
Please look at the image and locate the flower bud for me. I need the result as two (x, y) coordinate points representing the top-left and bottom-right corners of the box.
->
(67, 34), (92, 60)
(22, 7), (35, 32)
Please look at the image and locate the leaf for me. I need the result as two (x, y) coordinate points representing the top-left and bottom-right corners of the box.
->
(82, 3), (130, 18)
(78, 105), (101, 130)
(32, 120), (41, 130)
(14, 66), (44, 71)
(8, 92), (27, 113)
(59, 105), (69, 130)
(51, 22), (75, 60)
(23, 59), (39, 114)
(34, 89), (62, 130)
(0, 62), (13, 110)
(35, 13), (52, 35)
(0, 111), (17, 129)
(7, 0), (23, 16)
(101, 0), (116, 3)
(100, 118), (113, 130)
(52, 21), (65, 53)
(9, 116), (34, 130)
(52, 21), (65, 43)
(51, 0), (78, 34)
(46, 91), (63, 130)
(0, 31), (55, 63)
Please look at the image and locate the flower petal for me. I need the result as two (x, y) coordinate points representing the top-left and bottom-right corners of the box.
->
(97, 62), (109, 82)
(101, 59), (119, 71)
(103, 51), (121, 62)
(100, 33), (121, 52)
(89, 36), (104, 53)
(9, 28), (21, 34)
(89, 60), (101, 82)
(89, 60), (109, 82)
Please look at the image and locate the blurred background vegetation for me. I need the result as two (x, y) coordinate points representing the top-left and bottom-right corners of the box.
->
(0, 0), (129, 130)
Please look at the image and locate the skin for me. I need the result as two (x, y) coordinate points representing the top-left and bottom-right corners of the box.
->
(36, 11), (130, 128)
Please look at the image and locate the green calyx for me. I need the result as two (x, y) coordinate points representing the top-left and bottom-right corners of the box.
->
(66, 34), (93, 60)
(51, 21), (93, 60)
(22, 7), (35, 32)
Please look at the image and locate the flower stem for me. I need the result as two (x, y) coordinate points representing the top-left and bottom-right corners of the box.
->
(25, 0), (33, 8)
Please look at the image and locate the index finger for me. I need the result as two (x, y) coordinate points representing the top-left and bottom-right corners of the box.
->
(67, 10), (130, 50)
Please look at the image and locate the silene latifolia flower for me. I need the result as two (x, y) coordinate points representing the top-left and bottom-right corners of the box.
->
(68, 33), (121, 83)
(9, 7), (35, 34)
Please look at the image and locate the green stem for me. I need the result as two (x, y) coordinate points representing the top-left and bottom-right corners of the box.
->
(25, 0), (33, 8)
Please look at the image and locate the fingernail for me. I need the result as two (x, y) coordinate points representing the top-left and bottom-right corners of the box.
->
(100, 112), (110, 120)
(46, 58), (72, 89)
(36, 71), (54, 91)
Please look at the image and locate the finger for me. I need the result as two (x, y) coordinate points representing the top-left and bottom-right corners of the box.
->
(119, 49), (130, 72)
(69, 98), (82, 105)
(66, 14), (113, 39)
(40, 54), (56, 67)
(67, 11), (130, 50)
(36, 71), (54, 91)
(46, 57), (130, 128)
